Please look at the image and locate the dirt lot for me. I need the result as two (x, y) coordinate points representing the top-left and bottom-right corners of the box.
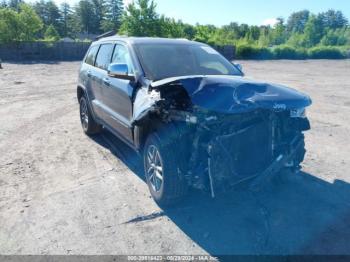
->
(0, 60), (350, 255)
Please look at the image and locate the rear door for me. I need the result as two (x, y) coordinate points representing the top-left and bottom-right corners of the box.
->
(91, 43), (115, 123)
(80, 45), (103, 117)
(103, 43), (135, 143)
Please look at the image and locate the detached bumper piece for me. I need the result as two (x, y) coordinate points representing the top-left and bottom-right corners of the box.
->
(207, 134), (304, 197)
(249, 135), (304, 191)
(289, 117), (311, 132)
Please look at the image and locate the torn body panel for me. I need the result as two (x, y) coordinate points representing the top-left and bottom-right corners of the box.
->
(133, 87), (161, 123)
(132, 75), (312, 195)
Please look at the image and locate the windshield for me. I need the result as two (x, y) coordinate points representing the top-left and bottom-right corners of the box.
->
(134, 43), (242, 81)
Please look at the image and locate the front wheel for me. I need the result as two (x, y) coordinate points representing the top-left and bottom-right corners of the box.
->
(143, 133), (188, 206)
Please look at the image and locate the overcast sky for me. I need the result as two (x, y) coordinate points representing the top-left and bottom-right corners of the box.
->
(27, 0), (350, 26)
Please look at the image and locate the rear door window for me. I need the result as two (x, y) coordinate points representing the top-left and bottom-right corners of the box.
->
(95, 43), (114, 70)
(85, 45), (99, 66)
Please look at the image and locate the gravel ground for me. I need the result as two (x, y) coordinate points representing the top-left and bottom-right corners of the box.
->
(0, 60), (350, 255)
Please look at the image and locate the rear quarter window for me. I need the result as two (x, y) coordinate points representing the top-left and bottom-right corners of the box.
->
(85, 45), (99, 66)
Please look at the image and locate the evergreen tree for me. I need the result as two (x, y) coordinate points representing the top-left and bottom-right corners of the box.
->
(101, 0), (123, 32)
(75, 0), (96, 34)
(33, 0), (62, 36)
(287, 10), (310, 33)
(59, 2), (73, 37)
(91, 0), (106, 33)
(318, 10), (348, 30)
(8, 0), (23, 11)
(0, 0), (7, 8)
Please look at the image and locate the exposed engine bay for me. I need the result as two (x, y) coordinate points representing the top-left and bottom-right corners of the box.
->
(133, 75), (312, 196)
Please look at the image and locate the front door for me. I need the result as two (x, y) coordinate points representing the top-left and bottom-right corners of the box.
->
(103, 43), (135, 143)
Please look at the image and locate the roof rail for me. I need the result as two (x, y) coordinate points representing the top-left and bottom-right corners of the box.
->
(94, 31), (116, 41)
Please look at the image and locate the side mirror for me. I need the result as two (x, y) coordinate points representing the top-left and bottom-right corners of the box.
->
(233, 63), (243, 72)
(108, 63), (135, 81)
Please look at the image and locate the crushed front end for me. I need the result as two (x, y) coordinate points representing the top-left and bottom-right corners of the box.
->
(168, 108), (310, 196)
(134, 75), (312, 196)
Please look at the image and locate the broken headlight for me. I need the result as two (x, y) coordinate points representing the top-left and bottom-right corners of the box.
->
(290, 108), (306, 118)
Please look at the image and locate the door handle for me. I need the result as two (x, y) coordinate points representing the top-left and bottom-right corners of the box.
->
(103, 78), (111, 87)
(87, 71), (92, 78)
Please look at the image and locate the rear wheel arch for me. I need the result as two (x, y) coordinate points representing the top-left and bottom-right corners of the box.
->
(79, 94), (102, 135)
(77, 86), (98, 121)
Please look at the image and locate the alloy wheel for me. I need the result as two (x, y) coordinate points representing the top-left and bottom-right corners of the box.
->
(145, 145), (164, 192)
(80, 99), (89, 130)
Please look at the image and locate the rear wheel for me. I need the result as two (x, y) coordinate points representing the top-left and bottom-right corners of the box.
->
(144, 132), (188, 206)
(79, 96), (102, 135)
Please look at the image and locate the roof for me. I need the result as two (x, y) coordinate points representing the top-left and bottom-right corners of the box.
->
(95, 36), (203, 46)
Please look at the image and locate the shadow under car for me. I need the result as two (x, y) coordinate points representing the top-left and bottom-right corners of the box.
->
(91, 129), (350, 255)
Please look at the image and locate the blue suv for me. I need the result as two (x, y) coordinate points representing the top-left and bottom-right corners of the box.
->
(77, 36), (311, 206)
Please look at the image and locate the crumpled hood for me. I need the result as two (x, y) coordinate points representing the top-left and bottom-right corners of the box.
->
(151, 75), (312, 114)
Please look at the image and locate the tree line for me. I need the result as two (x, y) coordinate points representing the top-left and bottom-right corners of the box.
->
(1, 0), (349, 58)
(0, 0), (123, 41)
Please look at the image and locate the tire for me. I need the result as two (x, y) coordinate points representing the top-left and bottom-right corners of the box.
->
(79, 96), (102, 135)
(143, 132), (188, 206)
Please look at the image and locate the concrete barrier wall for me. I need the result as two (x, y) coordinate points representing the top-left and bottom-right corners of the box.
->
(0, 42), (91, 61)
(0, 41), (235, 61)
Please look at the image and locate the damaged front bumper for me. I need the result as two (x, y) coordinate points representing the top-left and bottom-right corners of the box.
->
(207, 134), (305, 197)
(184, 110), (310, 197)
